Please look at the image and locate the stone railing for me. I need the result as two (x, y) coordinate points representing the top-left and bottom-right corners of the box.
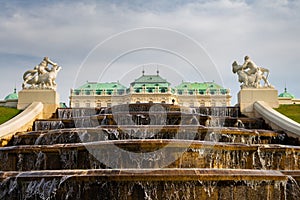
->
(254, 101), (300, 138)
(0, 102), (43, 146)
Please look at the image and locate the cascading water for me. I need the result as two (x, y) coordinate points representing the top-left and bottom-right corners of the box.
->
(34, 120), (65, 131)
(1, 103), (300, 199)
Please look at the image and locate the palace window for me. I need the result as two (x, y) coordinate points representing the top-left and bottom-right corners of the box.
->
(96, 90), (102, 95)
(199, 90), (205, 95)
(200, 101), (205, 107)
(220, 89), (227, 95)
(117, 89), (124, 95)
(211, 101), (216, 107)
(74, 90), (80, 95)
(106, 90), (112, 95)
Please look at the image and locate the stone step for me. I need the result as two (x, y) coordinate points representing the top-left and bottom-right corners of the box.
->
(7, 126), (279, 146)
(0, 169), (292, 200)
(1, 140), (300, 171)
(34, 115), (268, 130)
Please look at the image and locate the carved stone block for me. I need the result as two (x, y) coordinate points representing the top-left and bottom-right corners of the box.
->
(17, 89), (59, 118)
(238, 88), (279, 117)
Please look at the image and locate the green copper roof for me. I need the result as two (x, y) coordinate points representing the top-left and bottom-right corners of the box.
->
(77, 82), (126, 90)
(4, 88), (18, 100)
(60, 102), (68, 108)
(279, 88), (295, 99)
(175, 82), (224, 90)
(131, 74), (170, 87)
(73, 76), (230, 96)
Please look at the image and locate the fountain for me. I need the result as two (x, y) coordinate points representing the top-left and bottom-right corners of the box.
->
(1, 56), (300, 199)
(0, 102), (300, 199)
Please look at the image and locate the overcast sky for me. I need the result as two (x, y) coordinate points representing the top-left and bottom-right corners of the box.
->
(0, 0), (299, 105)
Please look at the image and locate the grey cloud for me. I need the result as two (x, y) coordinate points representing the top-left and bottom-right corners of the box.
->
(0, 0), (299, 103)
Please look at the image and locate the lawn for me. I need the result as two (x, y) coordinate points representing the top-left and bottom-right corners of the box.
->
(0, 107), (21, 125)
(275, 104), (300, 123)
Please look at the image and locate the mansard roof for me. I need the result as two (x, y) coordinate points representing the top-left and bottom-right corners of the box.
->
(73, 76), (229, 94)
(131, 74), (170, 88)
(175, 81), (225, 90)
(77, 82), (126, 90)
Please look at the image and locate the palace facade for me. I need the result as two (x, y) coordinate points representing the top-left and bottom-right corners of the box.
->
(69, 71), (232, 108)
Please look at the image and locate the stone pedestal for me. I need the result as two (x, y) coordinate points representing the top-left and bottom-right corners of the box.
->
(17, 89), (59, 119)
(238, 88), (279, 117)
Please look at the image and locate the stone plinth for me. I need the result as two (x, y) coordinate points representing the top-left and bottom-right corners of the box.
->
(17, 89), (59, 119)
(238, 88), (279, 117)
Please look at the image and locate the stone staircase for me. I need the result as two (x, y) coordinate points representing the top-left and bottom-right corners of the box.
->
(0, 103), (300, 199)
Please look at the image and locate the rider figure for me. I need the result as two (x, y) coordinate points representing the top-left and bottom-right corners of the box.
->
(242, 55), (260, 87)
(22, 57), (58, 89)
(242, 56), (259, 76)
(34, 57), (55, 75)
(241, 55), (271, 87)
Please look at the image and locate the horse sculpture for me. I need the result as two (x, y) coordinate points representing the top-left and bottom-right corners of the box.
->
(232, 61), (271, 88)
(232, 61), (258, 88)
(22, 65), (62, 90)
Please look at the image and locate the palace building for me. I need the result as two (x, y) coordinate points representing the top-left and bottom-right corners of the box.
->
(69, 71), (232, 108)
(0, 88), (18, 108)
(278, 87), (300, 104)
